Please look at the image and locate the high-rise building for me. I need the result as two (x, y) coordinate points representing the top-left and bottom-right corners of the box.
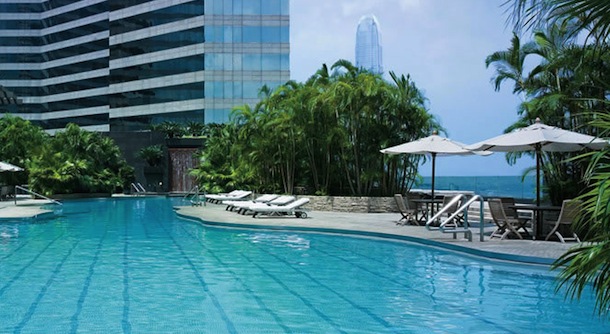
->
(355, 14), (382, 74)
(0, 0), (290, 132)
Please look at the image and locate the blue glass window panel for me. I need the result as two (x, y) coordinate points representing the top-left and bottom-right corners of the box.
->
(262, 0), (281, 15)
(233, 82), (243, 98)
(204, 81), (224, 98)
(205, 81), (213, 97)
(261, 26), (280, 43)
(233, 0), (243, 15)
(233, 54), (243, 70)
(280, 26), (289, 43)
(243, 54), (261, 70)
(205, 54), (223, 70)
(215, 0), (224, 14)
(233, 26), (242, 42)
(223, 54), (233, 70)
(223, 26), (233, 43)
(205, 109), (230, 124)
(280, 54), (289, 70)
(214, 81), (224, 98)
(243, 26), (261, 43)
(207, 0), (224, 14)
(242, 0), (261, 15)
(262, 54), (280, 70)
(223, 0), (233, 14)
(243, 81), (262, 98)
(224, 82), (234, 98)
(205, 26), (222, 42)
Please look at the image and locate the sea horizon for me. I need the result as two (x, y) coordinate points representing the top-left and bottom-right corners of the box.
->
(416, 175), (537, 200)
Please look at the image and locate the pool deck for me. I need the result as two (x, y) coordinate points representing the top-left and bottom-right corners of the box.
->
(0, 197), (55, 218)
(0, 196), (579, 265)
(174, 202), (578, 265)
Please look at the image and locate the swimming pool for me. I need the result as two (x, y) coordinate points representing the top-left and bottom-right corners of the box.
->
(0, 197), (606, 333)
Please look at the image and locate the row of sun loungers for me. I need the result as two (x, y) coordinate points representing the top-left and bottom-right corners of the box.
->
(205, 190), (253, 204)
(205, 191), (310, 218)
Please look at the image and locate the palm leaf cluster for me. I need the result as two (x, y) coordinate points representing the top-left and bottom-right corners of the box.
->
(505, 0), (610, 317)
(191, 60), (439, 196)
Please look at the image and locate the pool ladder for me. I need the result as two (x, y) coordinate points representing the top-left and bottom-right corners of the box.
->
(183, 185), (205, 206)
(425, 194), (486, 242)
(131, 182), (146, 195)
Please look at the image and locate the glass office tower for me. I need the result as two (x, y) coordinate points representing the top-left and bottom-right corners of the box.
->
(0, 0), (290, 132)
(355, 14), (382, 74)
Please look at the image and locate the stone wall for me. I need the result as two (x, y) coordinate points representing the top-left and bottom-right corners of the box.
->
(306, 196), (398, 213)
(303, 195), (493, 223)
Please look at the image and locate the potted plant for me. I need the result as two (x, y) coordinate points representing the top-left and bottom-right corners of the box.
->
(137, 145), (164, 167)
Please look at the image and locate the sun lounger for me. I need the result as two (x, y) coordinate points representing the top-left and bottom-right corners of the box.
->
(238, 195), (296, 215)
(251, 198), (310, 218)
(205, 190), (252, 204)
(223, 194), (279, 211)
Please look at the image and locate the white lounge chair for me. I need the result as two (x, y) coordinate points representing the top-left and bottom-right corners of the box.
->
(224, 194), (279, 211)
(205, 190), (252, 204)
(238, 195), (296, 215)
(251, 198), (310, 218)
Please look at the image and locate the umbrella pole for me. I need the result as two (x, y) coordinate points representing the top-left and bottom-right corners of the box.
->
(535, 147), (541, 240)
(431, 153), (436, 216)
(536, 147), (541, 207)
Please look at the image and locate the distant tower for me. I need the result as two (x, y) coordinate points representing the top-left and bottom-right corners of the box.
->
(355, 15), (383, 74)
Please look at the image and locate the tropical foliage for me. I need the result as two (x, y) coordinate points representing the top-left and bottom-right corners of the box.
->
(191, 60), (439, 196)
(486, 17), (608, 204)
(137, 145), (164, 167)
(150, 121), (186, 139)
(505, 0), (610, 316)
(28, 123), (134, 195)
(0, 115), (47, 185)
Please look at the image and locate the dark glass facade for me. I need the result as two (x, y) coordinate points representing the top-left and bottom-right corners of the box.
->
(0, 0), (290, 131)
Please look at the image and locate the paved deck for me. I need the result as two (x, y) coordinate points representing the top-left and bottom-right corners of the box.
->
(175, 202), (578, 265)
(0, 196), (579, 265)
(0, 198), (55, 218)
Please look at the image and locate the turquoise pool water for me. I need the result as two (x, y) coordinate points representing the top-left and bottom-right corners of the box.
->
(0, 197), (606, 333)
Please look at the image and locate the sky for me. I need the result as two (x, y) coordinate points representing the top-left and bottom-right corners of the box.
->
(289, 0), (536, 177)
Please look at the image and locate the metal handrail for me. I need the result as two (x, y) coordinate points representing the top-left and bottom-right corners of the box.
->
(440, 195), (486, 241)
(425, 194), (464, 230)
(183, 185), (199, 199)
(131, 183), (142, 195)
(183, 185), (204, 206)
(15, 185), (62, 205)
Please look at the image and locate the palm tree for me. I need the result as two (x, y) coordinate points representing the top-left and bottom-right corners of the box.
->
(485, 33), (538, 95)
(506, 0), (610, 316)
(506, 0), (610, 42)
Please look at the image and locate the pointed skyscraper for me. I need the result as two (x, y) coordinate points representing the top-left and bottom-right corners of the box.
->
(355, 15), (383, 74)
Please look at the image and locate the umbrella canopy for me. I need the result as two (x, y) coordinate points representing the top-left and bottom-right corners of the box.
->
(381, 134), (490, 213)
(0, 161), (24, 172)
(468, 118), (609, 205)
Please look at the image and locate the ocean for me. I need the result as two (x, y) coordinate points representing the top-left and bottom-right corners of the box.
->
(416, 175), (537, 200)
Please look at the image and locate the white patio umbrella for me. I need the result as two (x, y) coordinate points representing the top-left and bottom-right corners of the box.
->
(468, 118), (609, 206)
(381, 133), (491, 214)
(0, 161), (23, 172)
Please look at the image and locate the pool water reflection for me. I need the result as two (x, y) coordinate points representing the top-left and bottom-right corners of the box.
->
(0, 197), (606, 333)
